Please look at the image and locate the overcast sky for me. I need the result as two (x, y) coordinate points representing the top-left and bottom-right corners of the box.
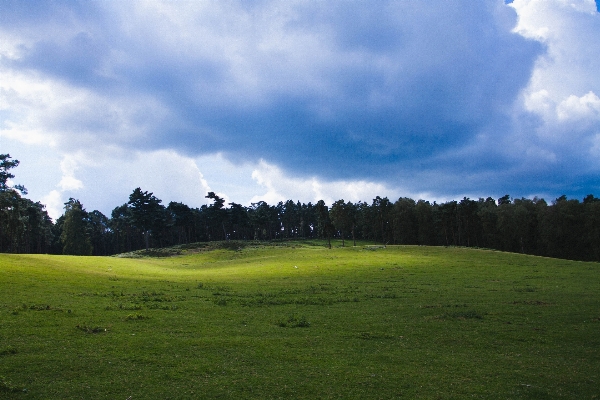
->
(2, 0), (600, 219)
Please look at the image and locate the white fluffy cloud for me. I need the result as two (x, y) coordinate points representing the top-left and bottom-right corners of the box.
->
(513, 0), (600, 130)
(556, 91), (600, 123)
(58, 155), (84, 191)
(249, 160), (405, 205)
(500, 0), (600, 189)
(57, 150), (216, 219)
(40, 190), (64, 221)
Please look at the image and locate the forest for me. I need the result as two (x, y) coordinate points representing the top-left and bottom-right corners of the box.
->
(2, 153), (600, 261)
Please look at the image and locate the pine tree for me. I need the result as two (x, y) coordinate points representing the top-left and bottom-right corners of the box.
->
(61, 198), (93, 255)
(128, 188), (165, 250)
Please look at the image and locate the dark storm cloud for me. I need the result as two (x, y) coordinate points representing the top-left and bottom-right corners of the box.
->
(101, 1), (540, 183)
(8, 0), (597, 201)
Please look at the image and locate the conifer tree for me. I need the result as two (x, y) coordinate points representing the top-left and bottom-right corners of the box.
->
(61, 198), (93, 255)
(128, 188), (165, 250)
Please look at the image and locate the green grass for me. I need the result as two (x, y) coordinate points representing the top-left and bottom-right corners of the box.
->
(1, 241), (599, 399)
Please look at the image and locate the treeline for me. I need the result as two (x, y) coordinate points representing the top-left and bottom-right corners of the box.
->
(2, 154), (600, 261)
(0, 155), (54, 253)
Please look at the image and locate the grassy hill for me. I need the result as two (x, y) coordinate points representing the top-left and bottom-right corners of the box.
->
(1, 241), (599, 399)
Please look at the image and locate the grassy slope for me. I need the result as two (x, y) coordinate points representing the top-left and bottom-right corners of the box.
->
(1, 242), (599, 399)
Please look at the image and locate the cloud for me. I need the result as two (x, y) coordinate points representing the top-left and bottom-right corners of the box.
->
(40, 190), (63, 221)
(1, 0), (600, 215)
(513, 0), (600, 109)
(1, 2), (540, 166)
(509, 0), (600, 181)
(556, 91), (600, 122)
(58, 155), (84, 191)
(59, 150), (217, 217)
(249, 159), (404, 205)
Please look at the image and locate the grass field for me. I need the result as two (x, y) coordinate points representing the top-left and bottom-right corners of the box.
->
(1, 241), (599, 399)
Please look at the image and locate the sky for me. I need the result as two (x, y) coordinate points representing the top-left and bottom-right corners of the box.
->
(1, 0), (600, 220)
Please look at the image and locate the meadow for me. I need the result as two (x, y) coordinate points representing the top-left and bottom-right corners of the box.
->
(1, 241), (599, 399)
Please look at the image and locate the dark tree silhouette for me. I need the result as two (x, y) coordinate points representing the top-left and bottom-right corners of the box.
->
(128, 188), (165, 250)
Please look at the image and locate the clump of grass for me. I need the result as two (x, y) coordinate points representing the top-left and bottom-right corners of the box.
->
(0, 346), (17, 356)
(277, 315), (310, 328)
(512, 300), (551, 306)
(76, 324), (108, 334)
(11, 304), (27, 315)
(514, 286), (537, 292)
(369, 292), (397, 299)
(0, 375), (24, 393)
(362, 246), (385, 251)
(358, 332), (396, 340)
(29, 304), (60, 311)
(124, 313), (149, 321)
(450, 310), (484, 320)
(426, 310), (485, 321)
(147, 304), (178, 310)
(139, 293), (184, 303)
(9, 303), (61, 314)
(214, 298), (228, 306)
(105, 303), (143, 311)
